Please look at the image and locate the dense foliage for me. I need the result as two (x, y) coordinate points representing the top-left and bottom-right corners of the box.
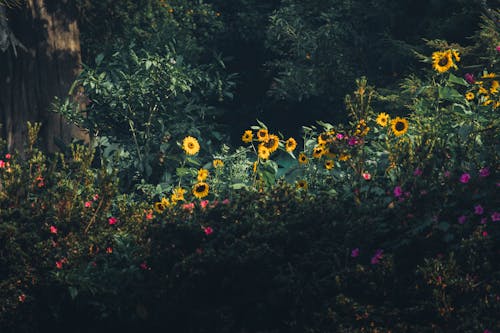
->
(2, 0), (500, 332)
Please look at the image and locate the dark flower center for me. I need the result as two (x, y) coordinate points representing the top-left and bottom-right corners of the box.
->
(438, 57), (449, 66)
(395, 121), (405, 131)
(196, 185), (207, 192)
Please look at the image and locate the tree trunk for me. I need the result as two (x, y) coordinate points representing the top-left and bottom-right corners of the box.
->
(0, 0), (87, 153)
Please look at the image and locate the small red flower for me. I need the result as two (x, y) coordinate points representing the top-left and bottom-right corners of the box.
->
(108, 216), (118, 225)
(106, 247), (113, 254)
(0, 160), (5, 168)
(203, 226), (214, 235)
(56, 260), (64, 269)
(362, 172), (371, 181)
(200, 200), (209, 209)
(93, 194), (99, 201)
(84, 201), (92, 208)
(5, 153), (11, 160)
(139, 262), (149, 270)
(50, 225), (58, 234)
(18, 294), (26, 303)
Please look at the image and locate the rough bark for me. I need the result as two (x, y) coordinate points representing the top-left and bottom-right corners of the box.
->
(0, 0), (87, 153)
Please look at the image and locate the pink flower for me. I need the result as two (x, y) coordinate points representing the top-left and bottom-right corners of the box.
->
(139, 262), (149, 270)
(458, 215), (467, 224)
(496, 45), (500, 52)
(50, 226), (58, 234)
(464, 73), (475, 84)
(108, 216), (118, 225)
(479, 167), (490, 177)
(18, 294), (26, 303)
(56, 260), (64, 269)
(348, 137), (359, 146)
(200, 200), (209, 209)
(222, 199), (230, 205)
(413, 168), (423, 176)
(182, 202), (195, 211)
(336, 133), (344, 140)
(106, 247), (113, 254)
(393, 186), (403, 197)
(491, 212), (500, 222)
(371, 249), (384, 265)
(362, 172), (371, 181)
(0, 160), (5, 168)
(482, 231), (488, 237)
(480, 218), (488, 224)
(351, 248), (360, 258)
(443, 171), (451, 178)
(484, 329), (493, 333)
(203, 226), (213, 235)
(93, 194), (99, 201)
(459, 173), (470, 184)
(84, 201), (92, 208)
(474, 205), (484, 215)
(5, 153), (11, 160)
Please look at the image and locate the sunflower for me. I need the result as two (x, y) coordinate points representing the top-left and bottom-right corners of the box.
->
(318, 133), (331, 145)
(452, 50), (460, 62)
(285, 138), (297, 152)
(154, 201), (167, 213)
(193, 182), (209, 199)
(197, 168), (209, 182)
(171, 187), (186, 203)
(182, 136), (200, 155)
(325, 160), (334, 170)
(376, 113), (389, 127)
(465, 92), (475, 101)
(242, 130), (253, 143)
(262, 134), (280, 153)
(312, 145), (325, 158)
(298, 152), (308, 164)
(258, 144), (271, 160)
(481, 72), (497, 79)
(161, 197), (170, 207)
(390, 117), (409, 137)
(296, 180), (308, 190)
(213, 159), (224, 168)
(256, 128), (269, 142)
(432, 50), (455, 73)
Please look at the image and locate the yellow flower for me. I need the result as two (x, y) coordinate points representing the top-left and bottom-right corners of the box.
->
(296, 180), (308, 190)
(154, 201), (167, 213)
(262, 134), (279, 153)
(192, 182), (209, 199)
(339, 154), (350, 161)
(242, 130), (253, 143)
(197, 168), (209, 182)
(256, 128), (269, 142)
(285, 137), (297, 152)
(325, 160), (334, 170)
(182, 136), (200, 155)
(452, 50), (460, 62)
(483, 99), (493, 106)
(317, 132), (331, 145)
(376, 113), (389, 127)
(161, 197), (170, 207)
(253, 161), (258, 173)
(490, 80), (499, 94)
(465, 92), (475, 101)
(298, 152), (308, 165)
(171, 187), (186, 203)
(481, 72), (497, 79)
(213, 159), (224, 168)
(312, 145), (325, 158)
(432, 50), (456, 73)
(390, 117), (409, 137)
(258, 144), (270, 160)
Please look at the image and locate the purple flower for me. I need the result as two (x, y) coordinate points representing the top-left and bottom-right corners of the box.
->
(351, 248), (360, 258)
(479, 167), (490, 177)
(491, 212), (500, 222)
(336, 133), (344, 140)
(464, 73), (475, 84)
(483, 329), (492, 333)
(394, 186), (403, 197)
(413, 168), (423, 176)
(474, 205), (484, 215)
(371, 249), (384, 265)
(459, 173), (470, 184)
(348, 137), (359, 146)
(458, 215), (467, 224)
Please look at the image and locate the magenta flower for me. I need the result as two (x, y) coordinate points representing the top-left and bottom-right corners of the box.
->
(336, 133), (344, 140)
(203, 226), (214, 235)
(371, 249), (384, 265)
(458, 215), (467, 224)
(474, 205), (484, 215)
(459, 173), (470, 184)
(394, 186), (403, 197)
(362, 172), (371, 181)
(351, 248), (360, 258)
(139, 262), (149, 270)
(497, 45), (500, 52)
(50, 226), (58, 234)
(108, 216), (118, 225)
(0, 160), (5, 168)
(479, 167), (490, 177)
(484, 329), (492, 333)
(348, 137), (359, 146)
(413, 168), (423, 176)
(5, 153), (11, 159)
(464, 73), (475, 84)
(482, 231), (488, 237)
(222, 198), (230, 205)
(491, 212), (500, 222)
(84, 201), (92, 208)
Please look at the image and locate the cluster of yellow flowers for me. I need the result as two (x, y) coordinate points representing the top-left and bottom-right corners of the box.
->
(242, 128), (297, 160)
(376, 113), (409, 136)
(465, 72), (500, 108)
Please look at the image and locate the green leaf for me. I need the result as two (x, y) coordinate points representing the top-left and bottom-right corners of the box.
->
(448, 73), (468, 86)
(68, 286), (78, 300)
(438, 86), (463, 102)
